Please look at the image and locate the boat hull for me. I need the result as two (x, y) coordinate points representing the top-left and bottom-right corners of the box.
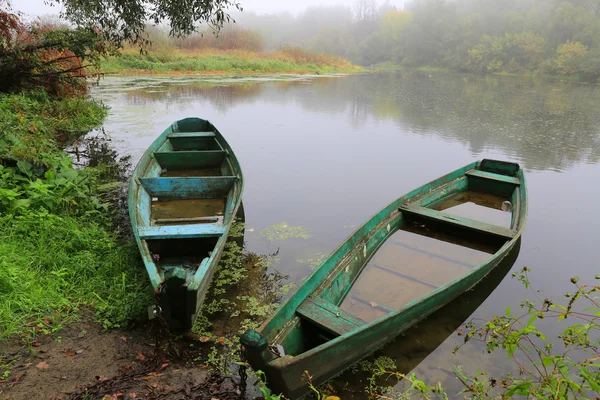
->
(241, 159), (526, 398)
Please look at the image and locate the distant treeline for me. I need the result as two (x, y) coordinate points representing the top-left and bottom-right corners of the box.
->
(217, 0), (600, 79)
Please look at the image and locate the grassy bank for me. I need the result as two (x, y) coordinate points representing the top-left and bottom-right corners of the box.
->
(0, 91), (152, 341)
(372, 62), (596, 83)
(102, 47), (363, 75)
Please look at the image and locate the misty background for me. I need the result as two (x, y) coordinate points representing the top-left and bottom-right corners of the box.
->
(16, 0), (600, 77)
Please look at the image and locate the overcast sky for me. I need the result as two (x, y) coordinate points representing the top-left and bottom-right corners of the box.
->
(14, 0), (406, 17)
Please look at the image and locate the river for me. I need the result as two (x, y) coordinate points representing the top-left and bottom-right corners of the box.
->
(91, 71), (600, 397)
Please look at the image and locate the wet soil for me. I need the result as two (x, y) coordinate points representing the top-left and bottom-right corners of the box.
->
(0, 316), (242, 400)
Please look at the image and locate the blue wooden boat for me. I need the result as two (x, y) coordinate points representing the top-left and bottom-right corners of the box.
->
(129, 117), (243, 329)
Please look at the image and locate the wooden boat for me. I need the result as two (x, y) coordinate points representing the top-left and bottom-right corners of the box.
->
(241, 159), (527, 399)
(129, 117), (243, 329)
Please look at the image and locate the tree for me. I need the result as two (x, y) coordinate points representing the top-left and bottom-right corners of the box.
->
(48, 0), (241, 46)
(0, 1), (109, 96)
(354, 0), (378, 23)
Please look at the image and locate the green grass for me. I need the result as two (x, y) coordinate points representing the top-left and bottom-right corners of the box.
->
(0, 90), (108, 165)
(0, 213), (152, 340)
(0, 90), (152, 341)
(101, 48), (363, 75)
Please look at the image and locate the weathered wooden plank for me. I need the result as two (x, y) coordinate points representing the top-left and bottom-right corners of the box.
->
(154, 216), (220, 224)
(466, 170), (520, 185)
(296, 296), (365, 337)
(168, 132), (215, 139)
(139, 176), (237, 199)
(139, 223), (225, 240)
(155, 151), (226, 170)
(400, 205), (516, 240)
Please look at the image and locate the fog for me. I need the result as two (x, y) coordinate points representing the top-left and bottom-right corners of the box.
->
(14, 0), (406, 17)
(13, 0), (600, 78)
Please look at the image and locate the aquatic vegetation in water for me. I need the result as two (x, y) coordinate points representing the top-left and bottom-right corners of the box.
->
(190, 223), (296, 375)
(259, 222), (311, 241)
(297, 252), (327, 270)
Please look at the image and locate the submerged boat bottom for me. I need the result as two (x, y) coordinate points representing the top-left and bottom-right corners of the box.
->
(340, 226), (497, 323)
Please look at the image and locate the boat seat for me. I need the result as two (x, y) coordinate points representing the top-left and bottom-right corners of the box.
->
(139, 223), (225, 240)
(139, 176), (237, 199)
(296, 296), (365, 337)
(400, 205), (516, 240)
(168, 132), (215, 139)
(167, 132), (221, 151)
(154, 150), (226, 169)
(466, 170), (520, 185)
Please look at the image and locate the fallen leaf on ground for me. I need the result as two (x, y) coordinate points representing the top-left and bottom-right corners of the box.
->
(159, 363), (169, 371)
(198, 336), (211, 343)
(35, 361), (49, 369)
(96, 375), (109, 382)
(369, 301), (378, 307)
(217, 338), (225, 345)
(121, 365), (134, 373)
(128, 393), (137, 399)
(65, 349), (76, 357)
(324, 396), (341, 400)
(31, 340), (42, 347)
(120, 335), (127, 342)
(136, 350), (145, 361)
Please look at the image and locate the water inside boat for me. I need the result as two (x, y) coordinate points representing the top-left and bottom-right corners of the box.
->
(340, 190), (511, 323)
(145, 237), (218, 268)
(430, 190), (511, 228)
(161, 168), (222, 177)
(151, 198), (225, 224)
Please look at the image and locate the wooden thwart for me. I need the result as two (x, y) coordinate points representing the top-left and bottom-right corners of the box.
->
(154, 216), (220, 224)
(168, 132), (215, 139)
(400, 205), (516, 240)
(155, 150), (226, 169)
(466, 170), (521, 185)
(139, 223), (225, 240)
(296, 296), (365, 337)
(140, 176), (237, 199)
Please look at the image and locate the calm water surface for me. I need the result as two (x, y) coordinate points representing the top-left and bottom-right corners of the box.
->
(91, 71), (600, 397)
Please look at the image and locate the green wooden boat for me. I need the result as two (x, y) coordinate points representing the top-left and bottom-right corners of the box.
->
(241, 159), (527, 399)
(129, 117), (243, 330)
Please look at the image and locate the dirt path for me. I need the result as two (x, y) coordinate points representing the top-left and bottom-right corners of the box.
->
(0, 318), (243, 400)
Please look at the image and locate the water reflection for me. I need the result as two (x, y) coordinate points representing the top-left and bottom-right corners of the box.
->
(96, 72), (600, 172)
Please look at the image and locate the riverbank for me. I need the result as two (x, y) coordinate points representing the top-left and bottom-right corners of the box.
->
(371, 62), (598, 83)
(101, 47), (363, 75)
(0, 90), (152, 342)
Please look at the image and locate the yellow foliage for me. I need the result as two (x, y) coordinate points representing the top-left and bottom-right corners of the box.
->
(380, 10), (413, 42)
(555, 41), (588, 75)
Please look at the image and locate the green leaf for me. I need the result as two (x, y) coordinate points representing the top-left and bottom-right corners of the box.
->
(580, 367), (600, 392)
(506, 343), (517, 359)
(506, 381), (532, 396)
(505, 306), (511, 316)
(542, 355), (553, 367)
